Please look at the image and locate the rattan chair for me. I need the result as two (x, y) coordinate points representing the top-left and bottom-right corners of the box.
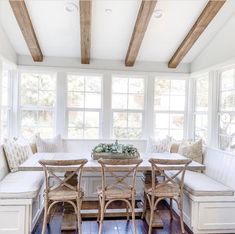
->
(142, 158), (191, 234)
(39, 159), (88, 234)
(97, 158), (143, 234)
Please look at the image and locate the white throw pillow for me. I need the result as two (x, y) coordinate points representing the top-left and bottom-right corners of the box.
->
(146, 136), (172, 153)
(3, 138), (33, 172)
(35, 134), (64, 153)
(177, 139), (203, 164)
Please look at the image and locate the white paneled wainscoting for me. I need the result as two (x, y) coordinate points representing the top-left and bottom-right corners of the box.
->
(1, 140), (235, 233)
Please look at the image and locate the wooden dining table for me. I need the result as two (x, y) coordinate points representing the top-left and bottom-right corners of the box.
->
(19, 152), (205, 231)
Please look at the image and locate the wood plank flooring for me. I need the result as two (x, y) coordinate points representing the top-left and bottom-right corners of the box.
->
(33, 201), (193, 234)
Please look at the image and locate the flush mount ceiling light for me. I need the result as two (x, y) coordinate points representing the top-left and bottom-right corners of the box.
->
(105, 8), (112, 14)
(65, 2), (78, 13)
(153, 9), (164, 19)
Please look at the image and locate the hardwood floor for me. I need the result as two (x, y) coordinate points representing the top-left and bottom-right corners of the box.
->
(33, 201), (192, 234)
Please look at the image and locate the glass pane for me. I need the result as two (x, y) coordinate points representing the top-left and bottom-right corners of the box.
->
(85, 76), (102, 92)
(196, 76), (209, 94)
(113, 112), (127, 128)
(154, 96), (169, 110)
(221, 69), (235, 91)
(84, 128), (99, 139)
(155, 113), (169, 129)
(171, 80), (185, 95)
(128, 113), (142, 128)
(68, 111), (83, 128)
(21, 73), (38, 91)
(68, 75), (84, 91)
(68, 128), (83, 139)
(39, 75), (55, 91)
(38, 91), (55, 107)
(21, 127), (37, 138)
(155, 129), (169, 138)
(221, 91), (235, 111)
(85, 93), (101, 108)
(195, 114), (208, 132)
(113, 128), (128, 139)
(38, 111), (53, 126)
(129, 79), (144, 94)
(155, 80), (170, 96)
(1, 71), (9, 106)
(170, 130), (183, 140)
(170, 114), (184, 129)
(128, 128), (142, 139)
(112, 94), (127, 109)
(196, 94), (208, 111)
(128, 94), (144, 110)
(84, 112), (99, 128)
(21, 89), (38, 106)
(112, 77), (128, 93)
(67, 92), (84, 108)
(219, 135), (231, 151)
(195, 130), (207, 142)
(21, 110), (37, 126)
(170, 95), (185, 111)
(38, 127), (53, 138)
(0, 109), (8, 138)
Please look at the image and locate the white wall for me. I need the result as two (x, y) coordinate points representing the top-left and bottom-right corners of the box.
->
(191, 13), (235, 73)
(0, 24), (16, 64)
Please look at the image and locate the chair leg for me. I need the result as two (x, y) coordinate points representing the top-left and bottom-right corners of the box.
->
(141, 194), (147, 220)
(148, 197), (155, 234)
(131, 197), (136, 234)
(97, 197), (101, 222)
(126, 204), (130, 221)
(179, 204), (185, 234)
(98, 197), (105, 234)
(41, 198), (48, 234)
(77, 197), (82, 234)
(170, 198), (173, 220)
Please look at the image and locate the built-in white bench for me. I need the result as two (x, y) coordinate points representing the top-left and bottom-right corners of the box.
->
(171, 147), (235, 234)
(0, 146), (44, 234)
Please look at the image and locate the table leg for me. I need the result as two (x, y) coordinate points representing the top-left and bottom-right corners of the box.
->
(140, 171), (164, 228)
(61, 171), (77, 231)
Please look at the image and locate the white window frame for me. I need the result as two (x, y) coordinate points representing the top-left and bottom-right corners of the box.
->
(66, 72), (104, 139)
(18, 70), (57, 138)
(153, 76), (187, 140)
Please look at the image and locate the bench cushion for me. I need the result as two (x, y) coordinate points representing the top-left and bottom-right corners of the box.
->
(183, 171), (234, 196)
(0, 171), (44, 199)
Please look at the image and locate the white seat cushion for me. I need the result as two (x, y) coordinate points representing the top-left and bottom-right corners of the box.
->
(182, 171), (234, 196)
(0, 171), (44, 199)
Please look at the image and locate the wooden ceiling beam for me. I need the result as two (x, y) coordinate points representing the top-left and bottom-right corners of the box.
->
(125, 0), (157, 67)
(79, 0), (92, 64)
(9, 0), (43, 62)
(168, 0), (226, 69)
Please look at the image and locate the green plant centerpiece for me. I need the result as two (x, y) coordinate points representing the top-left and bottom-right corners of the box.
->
(91, 140), (140, 160)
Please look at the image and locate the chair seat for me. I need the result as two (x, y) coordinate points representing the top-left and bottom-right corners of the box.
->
(97, 187), (134, 199)
(145, 183), (180, 197)
(48, 186), (83, 201)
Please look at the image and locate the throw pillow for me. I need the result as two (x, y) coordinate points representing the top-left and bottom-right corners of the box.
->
(35, 134), (64, 153)
(3, 138), (33, 172)
(177, 139), (203, 164)
(146, 136), (172, 153)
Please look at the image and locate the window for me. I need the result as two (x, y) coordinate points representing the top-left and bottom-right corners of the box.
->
(67, 74), (102, 139)
(111, 76), (145, 139)
(219, 69), (235, 152)
(194, 74), (209, 142)
(0, 66), (11, 140)
(20, 72), (56, 138)
(154, 79), (185, 140)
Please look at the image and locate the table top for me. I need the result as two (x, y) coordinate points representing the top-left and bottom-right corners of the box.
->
(19, 152), (205, 172)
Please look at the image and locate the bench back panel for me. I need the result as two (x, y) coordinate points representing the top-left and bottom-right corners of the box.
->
(204, 147), (235, 190)
(0, 145), (9, 181)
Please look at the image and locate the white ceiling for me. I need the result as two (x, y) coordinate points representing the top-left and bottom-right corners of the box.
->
(0, 0), (234, 64)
